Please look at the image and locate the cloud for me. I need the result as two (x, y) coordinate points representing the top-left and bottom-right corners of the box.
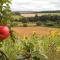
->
(11, 0), (60, 11)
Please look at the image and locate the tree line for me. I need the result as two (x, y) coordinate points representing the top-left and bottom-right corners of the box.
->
(14, 14), (60, 23)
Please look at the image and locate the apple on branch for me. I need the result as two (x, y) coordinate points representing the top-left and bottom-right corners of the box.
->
(0, 26), (10, 41)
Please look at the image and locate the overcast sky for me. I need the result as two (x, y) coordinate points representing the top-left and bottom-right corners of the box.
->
(11, 0), (60, 11)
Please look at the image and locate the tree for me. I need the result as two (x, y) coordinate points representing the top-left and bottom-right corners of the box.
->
(0, 0), (13, 60)
(0, 0), (12, 25)
(0, 0), (12, 15)
(0, 0), (16, 44)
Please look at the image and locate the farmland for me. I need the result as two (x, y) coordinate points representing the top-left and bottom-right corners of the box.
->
(12, 27), (60, 37)
(21, 13), (60, 17)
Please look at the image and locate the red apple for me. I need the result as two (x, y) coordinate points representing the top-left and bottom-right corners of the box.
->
(0, 26), (10, 41)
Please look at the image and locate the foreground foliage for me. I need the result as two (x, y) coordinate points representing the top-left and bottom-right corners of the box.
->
(0, 30), (60, 60)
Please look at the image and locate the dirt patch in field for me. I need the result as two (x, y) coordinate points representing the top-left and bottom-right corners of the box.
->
(12, 27), (60, 37)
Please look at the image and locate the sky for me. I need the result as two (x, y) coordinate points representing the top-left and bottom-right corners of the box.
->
(11, 0), (60, 11)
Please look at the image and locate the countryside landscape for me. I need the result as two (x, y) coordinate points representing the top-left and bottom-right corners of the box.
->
(0, 0), (60, 60)
(12, 11), (60, 37)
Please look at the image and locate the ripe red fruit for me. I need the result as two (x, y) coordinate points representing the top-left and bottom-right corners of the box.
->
(0, 26), (10, 41)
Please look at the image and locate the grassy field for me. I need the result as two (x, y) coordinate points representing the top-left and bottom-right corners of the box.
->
(1, 26), (60, 60)
(12, 15), (24, 20)
(0, 26), (60, 60)
(12, 27), (60, 37)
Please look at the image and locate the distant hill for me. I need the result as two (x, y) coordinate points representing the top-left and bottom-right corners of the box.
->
(12, 10), (60, 14)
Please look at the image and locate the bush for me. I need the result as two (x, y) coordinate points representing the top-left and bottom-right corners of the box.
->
(12, 22), (18, 27)
(23, 23), (28, 27)
(36, 21), (41, 26)
(45, 23), (54, 27)
(16, 33), (48, 60)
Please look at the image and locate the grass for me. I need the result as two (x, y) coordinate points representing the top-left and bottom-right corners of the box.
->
(12, 21), (60, 28)
(12, 15), (23, 20)
(1, 30), (60, 60)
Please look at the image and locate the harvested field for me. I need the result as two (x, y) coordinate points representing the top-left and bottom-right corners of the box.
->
(12, 27), (60, 37)
(21, 13), (60, 17)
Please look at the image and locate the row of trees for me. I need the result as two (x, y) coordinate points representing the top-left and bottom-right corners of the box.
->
(14, 14), (60, 23)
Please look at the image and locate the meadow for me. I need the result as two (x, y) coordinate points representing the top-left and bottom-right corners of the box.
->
(0, 26), (60, 60)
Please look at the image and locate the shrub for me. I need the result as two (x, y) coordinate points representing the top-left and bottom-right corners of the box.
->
(12, 22), (18, 27)
(16, 33), (48, 60)
(45, 23), (54, 27)
(23, 23), (28, 27)
(36, 21), (41, 26)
